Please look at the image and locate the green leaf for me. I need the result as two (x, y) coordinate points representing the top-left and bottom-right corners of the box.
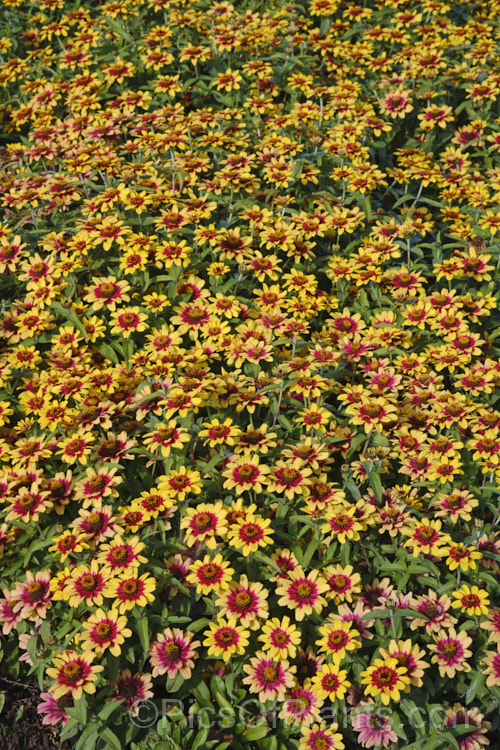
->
(421, 737), (443, 750)
(242, 726), (270, 741)
(135, 615), (150, 656)
(74, 724), (99, 750)
(59, 718), (80, 743)
(368, 471), (383, 504)
(98, 699), (125, 721)
(192, 680), (211, 707)
(98, 343), (119, 364)
(441, 732), (461, 750)
(465, 671), (485, 704)
(360, 608), (429, 622)
(344, 479), (361, 501)
(100, 728), (123, 750)
(191, 727), (210, 750)
(66, 695), (87, 726)
(187, 617), (210, 633)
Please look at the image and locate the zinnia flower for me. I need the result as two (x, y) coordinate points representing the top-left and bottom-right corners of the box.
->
(149, 628), (200, 679)
(242, 651), (296, 701)
(46, 650), (104, 700)
(351, 708), (398, 748)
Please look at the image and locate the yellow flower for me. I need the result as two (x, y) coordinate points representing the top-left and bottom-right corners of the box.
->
(310, 663), (351, 702)
(360, 658), (410, 705)
(203, 619), (249, 662)
(258, 616), (301, 659)
(451, 585), (490, 616)
(316, 621), (361, 662)
(443, 543), (482, 572)
(186, 554), (234, 595)
(199, 417), (241, 447)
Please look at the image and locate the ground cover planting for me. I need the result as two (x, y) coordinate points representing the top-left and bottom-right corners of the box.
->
(0, 0), (500, 748)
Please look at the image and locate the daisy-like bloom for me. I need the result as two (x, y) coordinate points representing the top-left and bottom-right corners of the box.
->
(96, 535), (147, 574)
(310, 663), (351, 702)
(351, 708), (398, 748)
(299, 722), (345, 750)
(48, 531), (89, 563)
(303, 476), (342, 515)
(199, 417), (241, 447)
(222, 455), (271, 494)
(293, 645), (326, 686)
(170, 301), (211, 339)
(361, 657), (410, 705)
(49, 568), (72, 603)
(0, 592), (24, 634)
(12, 570), (52, 620)
(276, 568), (329, 622)
(64, 561), (111, 608)
(428, 628), (473, 678)
(131, 490), (173, 520)
(281, 438), (331, 471)
(320, 507), (363, 545)
(451, 585), (490, 617)
(280, 685), (323, 727)
(478, 532), (500, 571)
(242, 651), (296, 702)
(316, 621), (362, 662)
(402, 519), (450, 557)
(267, 460), (313, 500)
(46, 650), (104, 700)
(295, 404), (332, 433)
(73, 505), (120, 546)
(330, 603), (375, 641)
(6, 487), (52, 523)
(227, 514), (274, 555)
(143, 420), (190, 458)
(104, 571), (156, 613)
(410, 590), (457, 633)
(80, 609), (132, 657)
(112, 670), (153, 716)
(84, 277), (130, 311)
(43, 469), (73, 516)
(73, 466), (121, 508)
(482, 608), (500, 644)
(258, 616), (302, 659)
(443, 542), (482, 572)
(109, 307), (148, 338)
(94, 431), (137, 463)
(203, 618), (250, 662)
(444, 705), (491, 750)
(149, 628), (200, 680)
(322, 564), (362, 604)
(181, 502), (228, 550)
(234, 423), (278, 455)
(482, 646), (500, 689)
(57, 432), (95, 465)
(426, 456), (463, 483)
(345, 396), (398, 434)
(269, 548), (300, 582)
(378, 639), (429, 688)
(186, 554), (234, 595)
(157, 467), (202, 503)
(38, 692), (73, 726)
(215, 575), (268, 628)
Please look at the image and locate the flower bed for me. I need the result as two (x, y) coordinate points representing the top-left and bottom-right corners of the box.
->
(0, 0), (500, 748)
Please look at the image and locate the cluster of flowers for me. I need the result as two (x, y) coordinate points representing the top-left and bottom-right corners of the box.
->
(0, 0), (500, 747)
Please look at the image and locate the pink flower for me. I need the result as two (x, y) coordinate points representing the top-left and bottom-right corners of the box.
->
(352, 708), (397, 748)
(38, 693), (73, 725)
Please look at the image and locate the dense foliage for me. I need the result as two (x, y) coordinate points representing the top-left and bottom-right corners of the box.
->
(0, 0), (500, 748)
